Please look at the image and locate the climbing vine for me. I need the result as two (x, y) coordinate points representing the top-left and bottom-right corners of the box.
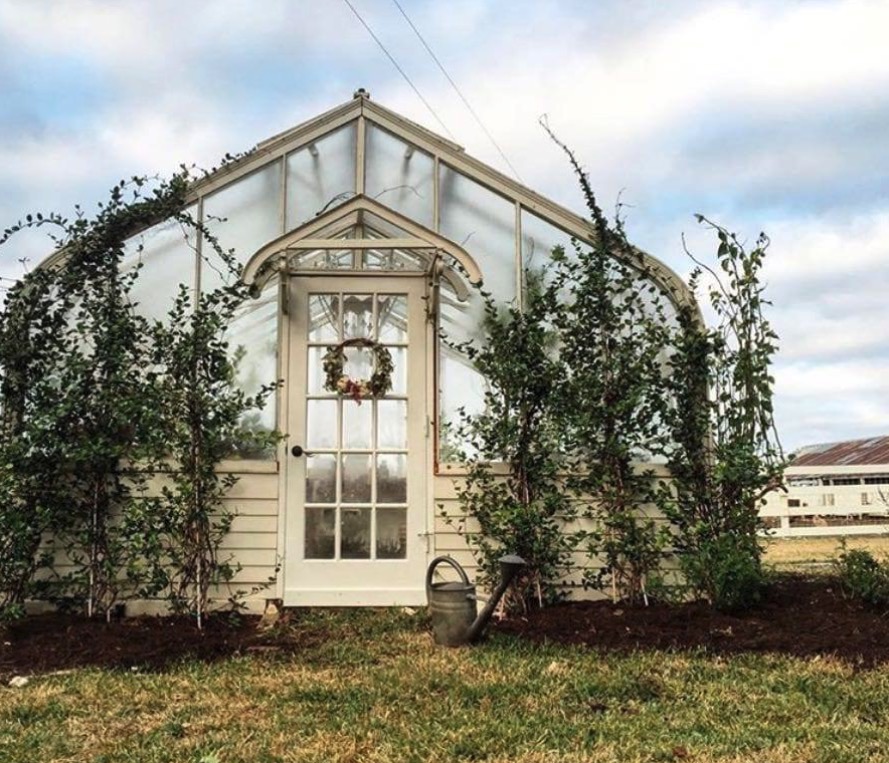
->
(442, 272), (579, 611)
(0, 169), (277, 624)
(546, 130), (675, 606)
(662, 219), (785, 610)
(448, 135), (783, 612)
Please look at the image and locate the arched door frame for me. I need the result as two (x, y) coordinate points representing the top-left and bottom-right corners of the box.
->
(241, 194), (483, 292)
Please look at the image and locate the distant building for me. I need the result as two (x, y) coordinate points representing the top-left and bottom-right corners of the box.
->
(761, 436), (889, 537)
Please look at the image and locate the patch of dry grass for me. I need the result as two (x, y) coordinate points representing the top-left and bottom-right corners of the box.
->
(2, 609), (889, 762)
(764, 535), (889, 568)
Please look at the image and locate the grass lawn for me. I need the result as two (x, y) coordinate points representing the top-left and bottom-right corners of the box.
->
(3, 607), (889, 763)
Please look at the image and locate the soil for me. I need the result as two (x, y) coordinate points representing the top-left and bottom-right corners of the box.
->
(2, 577), (888, 680)
(0, 611), (311, 682)
(495, 576), (889, 667)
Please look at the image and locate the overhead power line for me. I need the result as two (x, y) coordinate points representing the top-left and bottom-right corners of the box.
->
(341, 0), (455, 141)
(391, 0), (525, 184)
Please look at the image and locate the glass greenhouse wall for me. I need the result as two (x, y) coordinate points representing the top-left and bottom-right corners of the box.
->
(115, 94), (686, 468)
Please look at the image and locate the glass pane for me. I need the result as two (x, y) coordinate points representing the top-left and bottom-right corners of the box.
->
(202, 161), (282, 291)
(439, 353), (486, 461)
(365, 124), (434, 227)
(344, 345), (373, 381)
(122, 208), (197, 323)
(439, 280), (484, 346)
(308, 294), (340, 342)
(227, 278), (279, 453)
(440, 165), (517, 304)
(306, 454), (337, 503)
(521, 209), (575, 273)
(377, 295), (407, 342)
(343, 400), (372, 449)
(341, 508), (371, 559)
(376, 454), (407, 503)
(377, 400), (407, 449)
(343, 294), (374, 339)
(295, 249), (353, 270)
(439, 280), (485, 460)
(286, 122), (357, 230)
(376, 508), (407, 559)
(341, 454), (371, 503)
(305, 507), (336, 559)
(307, 400), (337, 449)
(388, 347), (407, 394)
(307, 347), (328, 394)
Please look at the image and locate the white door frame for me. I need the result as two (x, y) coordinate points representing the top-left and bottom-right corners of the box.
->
(279, 273), (432, 606)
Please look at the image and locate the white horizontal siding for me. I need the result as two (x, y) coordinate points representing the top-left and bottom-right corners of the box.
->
(432, 471), (673, 599)
(33, 465), (280, 615)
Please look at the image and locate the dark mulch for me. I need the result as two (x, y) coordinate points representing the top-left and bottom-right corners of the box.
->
(3, 577), (888, 680)
(0, 612), (313, 682)
(495, 576), (889, 667)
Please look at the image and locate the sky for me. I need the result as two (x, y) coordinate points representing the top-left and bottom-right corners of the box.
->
(0, 0), (887, 452)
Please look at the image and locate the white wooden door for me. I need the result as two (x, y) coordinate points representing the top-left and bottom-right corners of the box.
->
(283, 275), (429, 605)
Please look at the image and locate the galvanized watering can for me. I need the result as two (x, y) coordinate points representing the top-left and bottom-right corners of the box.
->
(426, 554), (525, 646)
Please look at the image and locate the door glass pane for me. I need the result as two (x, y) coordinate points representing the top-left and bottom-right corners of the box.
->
(376, 508), (407, 559)
(344, 345), (373, 380)
(377, 295), (407, 342)
(306, 454), (337, 503)
(376, 454), (407, 503)
(341, 508), (371, 559)
(307, 347), (328, 394)
(343, 294), (374, 339)
(305, 507), (336, 559)
(308, 294), (340, 342)
(377, 400), (407, 449)
(307, 400), (337, 449)
(343, 400), (372, 449)
(341, 454), (372, 503)
(388, 347), (407, 394)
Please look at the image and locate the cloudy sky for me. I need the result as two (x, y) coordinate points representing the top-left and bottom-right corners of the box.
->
(1, 0), (887, 451)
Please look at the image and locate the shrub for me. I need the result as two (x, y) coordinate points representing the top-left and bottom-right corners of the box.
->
(834, 546), (889, 609)
(679, 534), (764, 612)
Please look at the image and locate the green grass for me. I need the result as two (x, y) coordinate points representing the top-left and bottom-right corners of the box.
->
(3, 608), (889, 762)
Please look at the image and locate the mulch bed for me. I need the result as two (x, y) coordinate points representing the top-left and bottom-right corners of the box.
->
(0, 612), (307, 682)
(2, 577), (888, 681)
(495, 576), (889, 667)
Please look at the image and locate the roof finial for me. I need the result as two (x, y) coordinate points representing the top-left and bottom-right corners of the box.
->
(353, 88), (371, 100)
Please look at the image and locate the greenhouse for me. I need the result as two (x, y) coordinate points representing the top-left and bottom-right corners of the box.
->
(24, 90), (692, 610)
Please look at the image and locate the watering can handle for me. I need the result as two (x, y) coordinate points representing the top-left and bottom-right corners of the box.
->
(426, 556), (470, 598)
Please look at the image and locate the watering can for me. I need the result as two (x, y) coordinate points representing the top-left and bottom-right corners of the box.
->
(426, 554), (525, 647)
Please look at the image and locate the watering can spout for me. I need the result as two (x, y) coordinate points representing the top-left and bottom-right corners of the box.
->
(426, 553), (525, 646)
(466, 554), (525, 643)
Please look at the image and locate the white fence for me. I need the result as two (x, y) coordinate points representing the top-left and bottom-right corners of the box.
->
(761, 473), (889, 538)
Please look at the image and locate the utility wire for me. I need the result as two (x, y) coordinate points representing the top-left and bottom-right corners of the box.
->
(341, 0), (455, 141)
(391, 0), (525, 184)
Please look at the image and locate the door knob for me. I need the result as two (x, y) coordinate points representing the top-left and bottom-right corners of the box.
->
(291, 445), (308, 457)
